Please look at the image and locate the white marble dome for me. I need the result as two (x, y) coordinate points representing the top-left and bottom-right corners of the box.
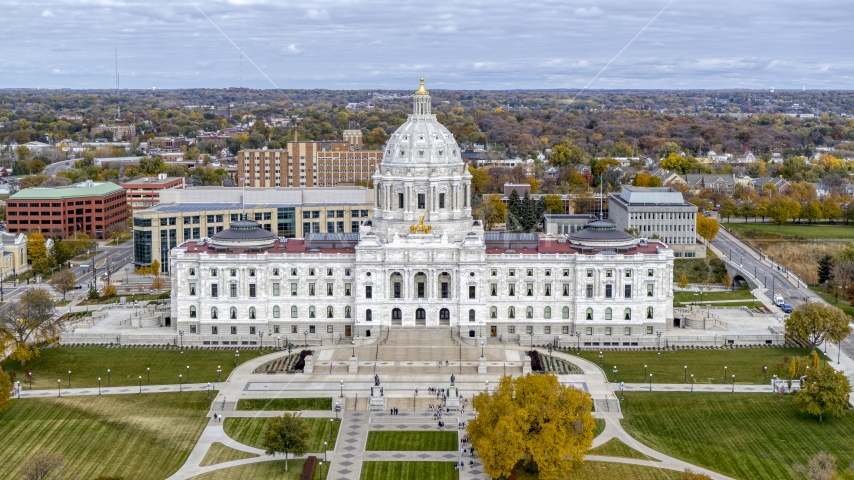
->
(381, 79), (463, 167)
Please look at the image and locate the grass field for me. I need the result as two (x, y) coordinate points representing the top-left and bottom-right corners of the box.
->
(223, 417), (340, 451)
(810, 286), (854, 317)
(593, 418), (606, 438)
(360, 462), (456, 480)
(588, 438), (656, 460)
(237, 398), (332, 411)
(365, 431), (458, 451)
(673, 289), (755, 303)
(192, 459), (330, 479)
(0, 392), (209, 480)
(500, 461), (681, 480)
(200, 442), (258, 467)
(0, 346), (264, 390)
(674, 301), (766, 309)
(621, 392), (854, 479)
(574, 348), (819, 384)
(725, 222), (854, 239)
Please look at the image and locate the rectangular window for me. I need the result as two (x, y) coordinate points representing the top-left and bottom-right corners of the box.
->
(327, 283), (333, 296)
(441, 282), (449, 299)
(352, 221), (360, 232)
(526, 325), (533, 334)
(394, 282), (401, 298)
(509, 284), (516, 296)
(586, 285), (593, 298)
(508, 326), (515, 334)
(469, 286), (476, 299)
(490, 284), (497, 296)
(327, 325), (334, 334)
(605, 327), (612, 336)
(563, 269), (570, 276)
(230, 284), (237, 297)
(509, 269), (515, 276)
(249, 268), (255, 277)
(189, 283), (196, 295)
(526, 283), (533, 296)
(272, 283), (280, 296)
(625, 327), (632, 335)
(417, 282), (425, 298)
(398, 193), (405, 209)
(211, 284), (218, 297)
(417, 193), (425, 209)
(231, 326), (237, 335)
(212, 326), (218, 335)
(625, 285), (632, 298)
(230, 269), (237, 277)
(249, 326), (256, 335)
(586, 269), (593, 278)
(249, 284), (256, 298)
(365, 286), (373, 299)
(625, 270), (632, 278)
(291, 283), (298, 296)
(563, 283), (570, 296)
(606, 270), (613, 278)
(648, 269), (654, 277)
(327, 222), (335, 233)
(647, 284), (654, 297)
(562, 326), (570, 334)
(527, 269), (533, 276)
(439, 193), (445, 208)
(544, 326), (551, 334)
(646, 326), (653, 334)
(308, 283), (315, 296)
(544, 284), (551, 296)
(190, 325), (196, 334)
(345, 283), (351, 296)
(586, 327), (593, 335)
(605, 285), (612, 298)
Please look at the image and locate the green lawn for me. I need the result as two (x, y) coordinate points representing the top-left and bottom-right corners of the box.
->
(192, 459), (329, 479)
(237, 398), (332, 411)
(809, 286), (854, 317)
(673, 289), (755, 303)
(574, 348), (819, 384)
(593, 418), (606, 438)
(365, 431), (458, 451)
(0, 392), (209, 480)
(588, 438), (656, 461)
(674, 300), (766, 309)
(1, 346), (264, 390)
(725, 222), (854, 239)
(501, 461), (680, 480)
(200, 442), (258, 467)
(223, 417), (340, 451)
(621, 392), (854, 479)
(360, 462), (457, 480)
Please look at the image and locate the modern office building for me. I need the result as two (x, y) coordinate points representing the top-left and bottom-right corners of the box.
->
(608, 186), (703, 258)
(6, 181), (128, 238)
(170, 80), (675, 346)
(132, 186), (374, 273)
(237, 130), (382, 188)
(120, 174), (186, 211)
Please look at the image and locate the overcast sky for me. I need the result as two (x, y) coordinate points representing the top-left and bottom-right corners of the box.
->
(1, 0), (852, 90)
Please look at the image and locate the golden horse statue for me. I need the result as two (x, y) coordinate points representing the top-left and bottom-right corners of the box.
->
(409, 215), (432, 234)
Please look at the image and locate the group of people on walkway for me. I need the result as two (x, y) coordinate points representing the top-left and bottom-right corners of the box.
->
(388, 407), (399, 415)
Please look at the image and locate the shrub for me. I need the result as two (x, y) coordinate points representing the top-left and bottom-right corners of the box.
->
(294, 350), (313, 371)
(527, 350), (543, 371)
(300, 456), (317, 480)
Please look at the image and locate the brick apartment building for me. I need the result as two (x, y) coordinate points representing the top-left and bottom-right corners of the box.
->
(6, 181), (128, 238)
(120, 174), (185, 211)
(90, 124), (136, 141)
(238, 129), (382, 187)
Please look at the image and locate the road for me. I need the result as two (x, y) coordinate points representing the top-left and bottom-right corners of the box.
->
(44, 160), (73, 177)
(712, 227), (854, 361)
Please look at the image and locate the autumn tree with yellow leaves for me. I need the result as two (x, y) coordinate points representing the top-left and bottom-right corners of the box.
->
(467, 373), (595, 480)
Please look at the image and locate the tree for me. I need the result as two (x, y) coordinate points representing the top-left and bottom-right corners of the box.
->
(20, 450), (64, 480)
(150, 259), (161, 277)
(49, 269), (77, 300)
(152, 276), (167, 291)
(633, 172), (662, 187)
(525, 176), (541, 194)
(718, 200), (738, 222)
(678, 274), (690, 290)
(696, 215), (719, 244)
(794, 352), (852, 422)
(262, 413), (310, 471)
(479, 195), (506, 230)
(721, 274), (732, 290)
(817, 254), (834, 288)
(506, 190), (522, 232)
(0, 288), (58, 365)
(549, 141), (587, 167)
(521, 192), (537, 233)
(821, 198), (841, 222)
(102, 280), (117, 298)
(660, 153), (692, 174)
(467, 373), (594, 480)
(768, 197), (798, 232)
(106, 222), (128, 245)
(803, 200), (823, 223)
(27, 231), (47, 266)
(0, 367), (13, 412)
(544, 195), (564, 214)
(785, 303), (852, 353)
(792, 451), (837, 480)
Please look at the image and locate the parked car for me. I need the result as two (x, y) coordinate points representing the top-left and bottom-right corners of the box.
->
(781, 304), (793, 313)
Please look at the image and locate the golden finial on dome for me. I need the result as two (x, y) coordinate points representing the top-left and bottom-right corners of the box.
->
(415, 78), (429, 95)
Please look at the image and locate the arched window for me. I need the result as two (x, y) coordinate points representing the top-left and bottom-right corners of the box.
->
(291, 306), (298, 318)
(416, 308), (426, 320)
(624, 308), (631, 320)
(230, 307), (237, 319)
(189, 306), (196, 318)
(526, 307), (533, 319)
(273, 306), (280, 318)
(249, 307), (256, 319)
(366, 309), (372, 322)
(490, 306), (497, 319)
(585, 308), (592, 320)
(605, 308), (612, 321)
(211, 307), (218, 319)
(544, 306), (551, 319)
(469, 309), (476, 322)
(327, 306), (334, 318)
(392, 308), (402, 320)
(646, 307), (653, 319)
(345, 306), (352, 318)
(508, 307), (516, 319)
(562, 306), (569, 319)
(440, 308), (450, 320)
(309, 306), (316, 318)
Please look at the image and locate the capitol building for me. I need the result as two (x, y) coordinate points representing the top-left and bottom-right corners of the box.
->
(170, 80), (675, 346)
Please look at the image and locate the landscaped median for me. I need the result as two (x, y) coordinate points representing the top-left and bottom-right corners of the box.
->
(364, 431), (457, 451)
(236, 397), (332, 411)
(223, 417), (340, 451)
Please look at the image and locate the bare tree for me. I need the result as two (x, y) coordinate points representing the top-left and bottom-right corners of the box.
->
(20, 450), (64, 480)
(49, 269), (77, 300)
(792, 451), (837, 480)
(0, 288), (59, 365)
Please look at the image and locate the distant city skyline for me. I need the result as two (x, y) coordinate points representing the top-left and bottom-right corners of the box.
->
(2, 0), (852, 90)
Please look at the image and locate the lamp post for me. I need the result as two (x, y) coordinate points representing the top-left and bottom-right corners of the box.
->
(557, 335), (562, 350)
(186, 366), (190, 384)
(656, 331), (662, 349)
(334, 404), (338, 420)
(207, 382), (211, 400)
(304, 330), (308, 347)
(707, 302), (711, 316)
(324, 442), (327, 462)
(107, 369), (111, 387)
(139, 376), (142, 394)
(547, 343), (553, 358)
(763, 365), (768, 384)
(179, 374), (182, 392)
(648, 374), (652, 392)
(27, 371), (31, 390)
(731, 375), (735, 392)
(612, 366), (618, 383)
(179, 330), (184, 352)
(723, 366), (728, 384)
(644, 364), (647, 383)
(481, 341), (484, 358)
(98, 377), (101, 395)
(147, 367), (150, 385)
(684, 365), (687, 384)
(67, 370), (71, 389)
(258, 331), (264, 351)
(57, 379), (61, 397)
(352, 340), (356, 358)
(217, 366), (222, 382)
(235, 350), (240, 366)
(339, 380), (343, 398)
(485, 380), (489, 394)
(598, 350), (603, 367)
(125, 266), (129, 284)
(690, 374), (694, 392)
(575, 331), (581, 350)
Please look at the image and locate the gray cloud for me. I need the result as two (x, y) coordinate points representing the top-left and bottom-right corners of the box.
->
(0, 0), (852, 89)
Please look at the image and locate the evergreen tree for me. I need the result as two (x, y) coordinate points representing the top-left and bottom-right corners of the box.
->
(506, 190), (522, 232)
(536, 196), (547, 229)
(521, 192), (537, 233)
(818, 254), (833, 287)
